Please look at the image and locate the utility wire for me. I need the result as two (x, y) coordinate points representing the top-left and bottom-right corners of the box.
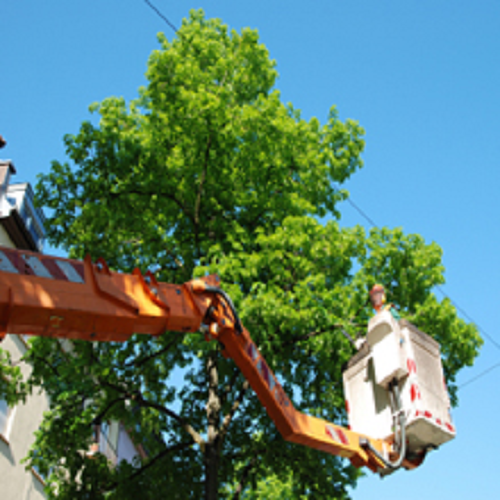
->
(436, 285), (500, 352)
(143, 0), (178, 33)
(434, 285), (500, 389)
(345, 197), (379, 229)
(459, 361), (500, 389)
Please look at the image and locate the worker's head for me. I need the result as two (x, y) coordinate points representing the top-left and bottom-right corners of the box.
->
(369, 284), (386, 311)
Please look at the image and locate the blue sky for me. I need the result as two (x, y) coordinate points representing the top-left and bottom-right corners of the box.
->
(2, 2), (499, 498)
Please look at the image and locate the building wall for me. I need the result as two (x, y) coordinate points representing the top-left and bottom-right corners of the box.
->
(116, 424), (142, 464)
(5, 183), (45, 252)
(0, 225), (49, 500)
(0, 224), (15, 248)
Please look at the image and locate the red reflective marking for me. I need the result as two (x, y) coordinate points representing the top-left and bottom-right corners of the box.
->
(2, 249), (26, 274)
(337, 428), (349, 445)
(20, 256), (36, 275)
(424, 411), (432, 418)
(325, 426), (334, 439)
(436, 419), (442, 425)
(407, 358), (417, 374)
(245, 341), (257, 360)
(345, 400), (350, 413)
(410, 384), (421, 402)
(72, 262), (85, 281)
(325, 425), (349, 445)
(43, 259), (68, 280)
(58, 261), (85, 282)
(0, 249), (16, 269)
(257, 358), (275, 390)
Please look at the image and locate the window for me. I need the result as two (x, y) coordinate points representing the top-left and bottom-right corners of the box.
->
(31, 462), (45, 484)
(89, 421), (119, 463)
(0, 398), (12, 442)
(31, 449), (54, 485)
(0, 399), (9, 433)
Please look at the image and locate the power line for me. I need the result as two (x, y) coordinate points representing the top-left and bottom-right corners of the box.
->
(143, 0), (178, 33)
(459, 361), (500, 389)
(435, 285), (500, 389)
(345, 197), (379, 228)
(435, 285), (500, 352)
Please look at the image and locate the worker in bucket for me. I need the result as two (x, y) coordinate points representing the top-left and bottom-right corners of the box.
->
(369, 284), (401, 320)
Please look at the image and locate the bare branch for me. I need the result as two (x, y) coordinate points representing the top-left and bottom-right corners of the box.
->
(128, 440), (191, 481)
(194, 133), (211, 226)
(124, 333), (185, 368)
(219, 367), (242, 407)
(30, 355), (61, 378)
(219, 380), (249, 447)
(133, 393), (205, 449)
(104, 440), (192, 492)
(231, 449), (260, 500)
(206, 349), (220, 446)
(107, 187), (195, 225)
(91, 396), (128, 425)
(94, 367), (206, 449)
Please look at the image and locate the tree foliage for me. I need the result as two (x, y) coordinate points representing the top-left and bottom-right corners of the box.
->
(0, 10), (481, 499)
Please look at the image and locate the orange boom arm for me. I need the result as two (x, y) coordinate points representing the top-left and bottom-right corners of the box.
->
(0, 246), (393, 473)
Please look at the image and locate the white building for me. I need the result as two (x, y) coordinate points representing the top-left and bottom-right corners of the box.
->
(0, 159), (50, 499)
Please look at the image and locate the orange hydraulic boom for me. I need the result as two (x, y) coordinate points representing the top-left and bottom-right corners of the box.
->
(0, 246), (409, 473)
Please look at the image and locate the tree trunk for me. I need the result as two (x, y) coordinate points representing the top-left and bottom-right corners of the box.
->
(205, 442), (220, 500)
(205, 349), (220, 500)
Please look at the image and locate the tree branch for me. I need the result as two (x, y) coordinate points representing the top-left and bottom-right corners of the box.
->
(219, 367), (242, 407)
(194, 133), (211, 227)
(218, 380), (249, 448)
(124, 333), (185, 368)
(93, 367), (206, 449)
(105, 440), (192, 492)
(205, 348), (222, 499)
(128, 440), (192, 481)
(91, 396), (128, 425)
(277, 323), (356, 351)
(231, 448), (261, 500)
(206, 349), (220, 446)
(133, 392), (205, 449)
(107, 187), (195, 225)
(30, 354), (61, 379)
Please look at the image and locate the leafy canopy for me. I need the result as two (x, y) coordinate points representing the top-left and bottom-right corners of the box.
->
(0, 10), (481, 499)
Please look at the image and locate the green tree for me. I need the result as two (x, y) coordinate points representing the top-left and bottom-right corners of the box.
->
(0, 10), (480, 499)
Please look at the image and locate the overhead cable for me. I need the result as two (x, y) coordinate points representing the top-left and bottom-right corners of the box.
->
(435, 285), (500, 352)
(459, 361), (500, 389)
(143, 0), (178, 33)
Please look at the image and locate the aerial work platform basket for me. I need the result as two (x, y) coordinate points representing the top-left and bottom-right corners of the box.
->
(343, 310), (455, 456)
